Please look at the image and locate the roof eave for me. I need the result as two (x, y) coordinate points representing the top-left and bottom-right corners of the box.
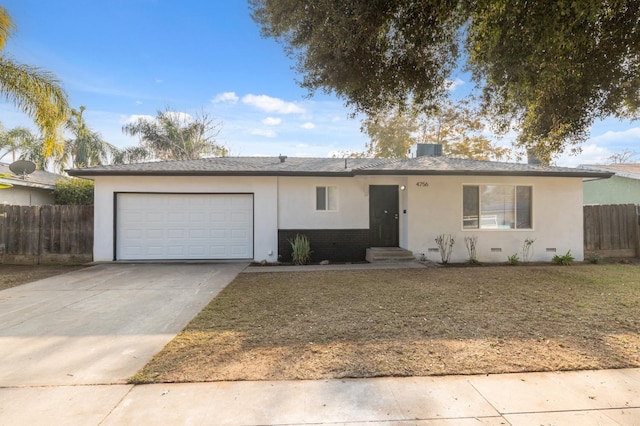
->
(67, 170), (356, 178)
(0, 178), (56, 189)
(67, 169), (614, 179)
(352, 170), (614, 178)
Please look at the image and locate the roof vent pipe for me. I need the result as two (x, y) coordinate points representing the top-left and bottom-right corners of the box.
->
(278, 154), (287, 163)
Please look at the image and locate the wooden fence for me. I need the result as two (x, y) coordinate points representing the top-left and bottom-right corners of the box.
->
(0, 204), (93, 265)
(584, 204), (640, 257)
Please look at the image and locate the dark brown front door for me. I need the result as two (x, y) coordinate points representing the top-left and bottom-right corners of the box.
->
(369, 185), (399, 247)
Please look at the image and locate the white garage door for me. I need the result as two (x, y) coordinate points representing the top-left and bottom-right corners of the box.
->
(116, 193), (253, 260)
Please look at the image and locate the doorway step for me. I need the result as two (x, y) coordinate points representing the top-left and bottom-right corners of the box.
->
(365, 247), (415, 263)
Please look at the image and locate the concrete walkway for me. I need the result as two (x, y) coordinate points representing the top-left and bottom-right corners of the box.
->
(0, 368), (638, 425)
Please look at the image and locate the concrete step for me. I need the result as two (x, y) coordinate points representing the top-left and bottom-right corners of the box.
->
(366, 247), (415, 263)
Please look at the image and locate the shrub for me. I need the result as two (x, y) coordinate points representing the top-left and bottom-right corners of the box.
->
(288, 234), (312, 265)
(522, 238), (535, 262)
(507, 253), (521, 265)
(54, 178), (94, 205)
(435, 234), (455, 264)
(553, 250), (574, 266)
(464, 236), (479, 264)
(586, 252), (602, 264)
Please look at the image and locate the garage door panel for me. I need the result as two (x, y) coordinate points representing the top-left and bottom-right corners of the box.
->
(232, 196), (252, 208)
(117, 194), (253, 260)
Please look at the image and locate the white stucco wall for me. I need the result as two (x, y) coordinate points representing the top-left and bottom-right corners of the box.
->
(1, 186), (55, 205)
(277, 176), (410, 247)
(91, 175), (278, 262)
(91, 173), (585, 263)
(405, 175), (585, 262)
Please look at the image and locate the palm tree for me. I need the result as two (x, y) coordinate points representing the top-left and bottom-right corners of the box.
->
(0, 6), (69, 158)
(111, 146), (150, 165)
(0, 123), (33, 162)
(122, 109), (227, 161)
(61, 106), (118, 170)
(11, 128), (48, 170)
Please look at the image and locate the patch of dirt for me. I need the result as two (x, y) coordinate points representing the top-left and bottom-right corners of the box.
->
(132, 264), (640, 383)
(0, 264), (85, 291)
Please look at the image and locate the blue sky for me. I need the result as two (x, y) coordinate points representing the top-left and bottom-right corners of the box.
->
(2, 0), (639, 167)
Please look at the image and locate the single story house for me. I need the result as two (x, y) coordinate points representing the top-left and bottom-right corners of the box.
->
(0, 163), (62, 206)
(580, 163), (640, 205)
(68, 147), (611, 263)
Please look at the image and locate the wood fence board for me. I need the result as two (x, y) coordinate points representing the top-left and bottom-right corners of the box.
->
(0, 204), (93, 264)
(584, 204), (639, 256)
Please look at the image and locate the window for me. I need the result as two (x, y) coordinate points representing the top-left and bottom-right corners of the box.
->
(463, 185), (532, 230)
(316, 186), (337, 211)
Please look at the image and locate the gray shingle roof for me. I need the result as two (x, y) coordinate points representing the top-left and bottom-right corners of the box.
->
(66, 156), (612, 179)
(580, 163), (640, 180)
(0, 163), (65, 188)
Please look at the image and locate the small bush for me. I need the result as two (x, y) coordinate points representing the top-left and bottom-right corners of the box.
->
(288, 234), (312, 265)
(522, 238), (535, 262)
(54, 178), (94, 205)
(435, 234), (455, 264)
(553, 250), (574, 266)
(464, 236), (478, 264)
(586, 252), (602, 264)
(507, 253), (521, 265)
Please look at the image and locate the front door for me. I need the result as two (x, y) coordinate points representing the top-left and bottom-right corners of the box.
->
(369, 185), (399, 247)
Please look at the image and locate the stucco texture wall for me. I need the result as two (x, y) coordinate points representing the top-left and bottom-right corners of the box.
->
(405, 175), (585, 263)
(1, 186), (54, 205)
(91, 173), (585, 263)
(91, 175), (278, 262)
(583, 175), (640, 205)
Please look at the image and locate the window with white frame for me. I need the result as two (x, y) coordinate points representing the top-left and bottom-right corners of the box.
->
(463, 185), (532, 229)
(316, 186), (337, 211)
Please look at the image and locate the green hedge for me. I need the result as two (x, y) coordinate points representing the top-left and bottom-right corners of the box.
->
(54, 178), (94, 205)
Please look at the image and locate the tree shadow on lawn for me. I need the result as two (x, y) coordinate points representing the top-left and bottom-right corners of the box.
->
(132, 265), (640, 383)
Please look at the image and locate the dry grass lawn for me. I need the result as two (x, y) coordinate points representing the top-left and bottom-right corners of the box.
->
(132, 264), (640, 383)
(0, 264), (84, 291)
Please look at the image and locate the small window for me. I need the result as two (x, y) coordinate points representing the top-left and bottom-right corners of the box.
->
(463, 186), (479, 229)
(463, 185), (532, 230)
(316, 186), (337, 211)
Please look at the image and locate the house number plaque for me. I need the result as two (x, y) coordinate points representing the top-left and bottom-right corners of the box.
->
(416, 181), (429, 187)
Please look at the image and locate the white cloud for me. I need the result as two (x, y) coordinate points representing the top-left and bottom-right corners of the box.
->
(242, 94), (305, 114)
(121, 114), (155, 124)
(588, 127), (640, 145)
(121, 112), (193, 125)
(556, 144), (613, 167)
(249, 128), (277, 138)
(165, 111), (193, 123)
(155, 79), (163, 84)
(300, 122), (315, 129)
(212, 91), (239, 104)
(262, 117), (282, 126)
(135, 100), (143, 105)
(445, 78), (465, 91)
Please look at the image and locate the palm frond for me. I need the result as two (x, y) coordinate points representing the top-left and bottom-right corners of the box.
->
(0, 7), (15, 51)
(0, 56), (69, 157)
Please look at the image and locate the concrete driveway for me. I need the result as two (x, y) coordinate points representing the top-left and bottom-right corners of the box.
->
(0, 263), (246, 387)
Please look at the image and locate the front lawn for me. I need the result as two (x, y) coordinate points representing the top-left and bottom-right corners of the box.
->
(132, 264), (640, 383)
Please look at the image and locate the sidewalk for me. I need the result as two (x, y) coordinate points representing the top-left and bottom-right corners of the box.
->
(1, 368), (638, 425)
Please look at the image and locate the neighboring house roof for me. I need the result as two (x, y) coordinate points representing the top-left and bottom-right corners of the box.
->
(67, 156), (613, 179)
(0, 163), (65, 190)
(579, 163), (640, 180)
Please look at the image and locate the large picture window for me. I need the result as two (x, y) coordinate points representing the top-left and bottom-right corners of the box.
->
(316, 186), (337, 211)
(463, 185), (532, 230)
